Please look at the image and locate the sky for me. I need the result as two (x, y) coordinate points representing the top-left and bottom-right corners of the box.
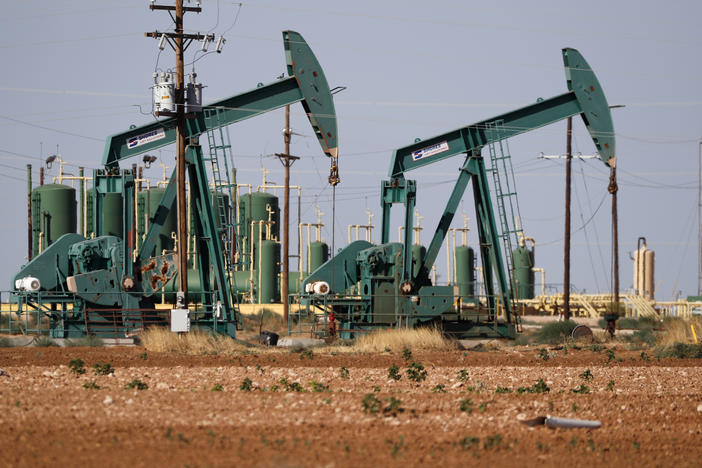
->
(1, 0), (700, 301)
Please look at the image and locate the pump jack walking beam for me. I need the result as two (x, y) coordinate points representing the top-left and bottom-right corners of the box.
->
(102, 31), (338, 167)
(381, 48), (615, 324)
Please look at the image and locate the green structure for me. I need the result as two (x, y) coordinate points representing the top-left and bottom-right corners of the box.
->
(300, 48), (616, 339)
(137, 187), (176, 257)
(454, 245), (475, 300)
(31, 184), (76, 256)
(308, 241), (329, 272)
(512, 245), (535, 300)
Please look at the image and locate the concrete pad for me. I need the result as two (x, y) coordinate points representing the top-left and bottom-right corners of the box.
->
(276, 337), (325, 348)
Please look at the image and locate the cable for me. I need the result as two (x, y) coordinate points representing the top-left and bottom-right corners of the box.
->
(0, 116), (102, 142)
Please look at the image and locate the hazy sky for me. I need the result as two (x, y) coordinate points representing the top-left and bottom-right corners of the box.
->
(1, 0), (700, 300)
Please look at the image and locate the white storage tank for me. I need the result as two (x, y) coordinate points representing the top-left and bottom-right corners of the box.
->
(634, 237), (655, 300)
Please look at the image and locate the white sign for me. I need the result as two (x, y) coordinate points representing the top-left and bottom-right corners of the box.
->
(126, 127), (166, 149)
(411, 140), (449, 161)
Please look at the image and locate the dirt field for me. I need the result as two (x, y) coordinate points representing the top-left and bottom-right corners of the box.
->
(1, 345), (701, 467)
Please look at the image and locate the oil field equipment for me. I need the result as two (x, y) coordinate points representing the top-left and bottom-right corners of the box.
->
(299, 48), (616, 339)
(9, 31), (338, 338)
(634, 237), (655, 300)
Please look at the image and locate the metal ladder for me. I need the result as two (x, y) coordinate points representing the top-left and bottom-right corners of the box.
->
(202, 106), (242, 328)
(485, 120), (524, 332)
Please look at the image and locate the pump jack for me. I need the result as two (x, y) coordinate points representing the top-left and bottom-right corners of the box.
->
(11, 31), (338, 338)
(301, 48), (615, 339)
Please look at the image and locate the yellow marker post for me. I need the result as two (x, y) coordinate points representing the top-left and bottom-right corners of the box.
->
(691, 324), (699, 344)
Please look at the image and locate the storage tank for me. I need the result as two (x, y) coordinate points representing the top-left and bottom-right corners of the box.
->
(512, 245), (535, 299)
(411, 244), (426, 279)
(308, 241), (329, 272)
(634, 238), (655, 300)
(454, 245), (475, 300)
(31, 184), (76, 255)
(137, 187), (176, 256)
(86, 191), (123, 238)
(257, 239), (280, 303)
(239, 191), (279, 269)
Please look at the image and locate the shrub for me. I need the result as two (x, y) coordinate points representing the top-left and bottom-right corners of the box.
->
(69, 358), (86, 375)
(339, 367), (350, 380)
(383, 397), (404, 416)
(211, 384), (223, 392)
(240, 378), (253, 392)
(362, 394), (381, 414)
(124, 378), (148, 390)
(495, 386), (512, 394)
(579, 369), (593, 381)
(459, 398), (473, 413)
(388, 365), (401, 381)
(309, 381), (330, 393)
(83, 380), (100, 390)
(457, 369), (469, 381)
(517, 378), (550, 394)
(432, 384), (446, 393)
(571, 384), (591, 394)
(654, 343), (702, 359)
(533, 320), (578, 344)
(406, 362), (427, 382)
(93, 363), (114, 376)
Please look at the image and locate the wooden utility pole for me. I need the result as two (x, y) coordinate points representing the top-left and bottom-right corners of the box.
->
(276, 105), (300, 325)
(147, 0), (210, 307)
(608, 164), (619, 336)
(27, 164), (32, 261)
(563, 117), (572, 321)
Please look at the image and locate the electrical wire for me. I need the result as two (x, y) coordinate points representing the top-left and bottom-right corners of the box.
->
(0, 116), (102, 142)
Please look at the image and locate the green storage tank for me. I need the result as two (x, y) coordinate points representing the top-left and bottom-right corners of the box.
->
(86, 191), (123, 238)
(239, 191), (279, 269)
(257, 239), (280, 303)
(308, 241), (329, 272)
(512, 246), (535, 299)
(454, 246), (475, 300)
(411, 244), (426, 279)
(137, 187), (176, 256)
(31, 184), (77, 255)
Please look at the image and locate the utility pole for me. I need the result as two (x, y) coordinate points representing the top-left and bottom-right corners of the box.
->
(698, 141), (702, 295)
(563, 117), (572, 321)
(607, 163), (619, 336)
(276, 105), (300, 325)
(146, 1), (212, 308)
(27, 164), (32, 262)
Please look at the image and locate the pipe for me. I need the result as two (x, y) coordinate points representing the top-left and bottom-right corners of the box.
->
(78, 168), (84, 237)
(39, 167), (44, 186)
(532, 267), (546, 296)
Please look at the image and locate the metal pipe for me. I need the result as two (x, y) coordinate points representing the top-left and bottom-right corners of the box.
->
(564, 116), (572, 320)
(78, 168), (84, 238)
(39, 166), (44, 186)
(532, 267), (546, 296)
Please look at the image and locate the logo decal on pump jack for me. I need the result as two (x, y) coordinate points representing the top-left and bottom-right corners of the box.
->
(127, 128), (166, 149)
(411, 140), (449, 161)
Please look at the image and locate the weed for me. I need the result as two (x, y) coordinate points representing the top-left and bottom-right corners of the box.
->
(495, 386), (512, 394)
(605, 349), (616, 362)
(432, 384), (446, 393)
(139, 352), (148, 360)
(571, 403), (578, 412)
(479, 403), (488, 413)
(34, 336), (57, 347)
(606, 380), (615, 391)
(640, 351), (651, 362)
(459, 436), (480, 451)
(339, 366), (350, 380)
(82, 380), (100, 390)
(300, 348), (314, 360)
(579, 369), (593, 381)
(534, 320), (578, 344)
(279, 378), (304, 392)
(654, 343), (702, 359)
(93, 363), (114, 376)
(588, 344), (604, 353)
(537, 348), (551, 361)
(383, 397), (404, 416)
(457, 369), (469, 381)
(517, 378), (550, 394)
(406, 362), (427, 382)
(388, 365), (401, 381)
(571, 384), (591, 394)
(211, 384), (223, 392)
(240, 378), (253, 392)
(124, 378), (148, 390)
(69, 358), (86, 375)
(633, 441), (640, 450)
(390, 435), (404, 458)
(401, 347), (413, 362)
(459, 398), (474, 413)
(362, 394), (381, 414)
(373, 386), (381, 392)
(309, 381), (330, 393)
(483, 434), (503, 450)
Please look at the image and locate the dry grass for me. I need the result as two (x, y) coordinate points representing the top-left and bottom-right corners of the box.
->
(658, 316), (702, 346)
(351, 327), (457, 353)
(140, 327), (253, 355)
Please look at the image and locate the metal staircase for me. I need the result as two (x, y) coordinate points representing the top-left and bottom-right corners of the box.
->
(202, 106), (242, 328)
(484, 120), (525, 332)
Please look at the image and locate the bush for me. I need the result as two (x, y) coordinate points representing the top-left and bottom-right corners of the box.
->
(654, 343), (702, 359)
(533, 320), (578, 344)
(124, 378), (148, 390)
(93, 363), (114, 376)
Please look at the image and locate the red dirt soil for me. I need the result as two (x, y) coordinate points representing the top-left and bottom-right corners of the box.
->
(1, 346), (701, 467)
